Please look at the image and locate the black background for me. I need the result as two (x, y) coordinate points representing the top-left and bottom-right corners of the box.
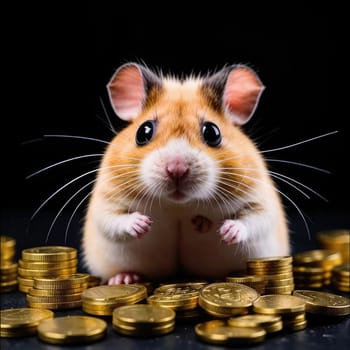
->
(1, 3), (348, 248)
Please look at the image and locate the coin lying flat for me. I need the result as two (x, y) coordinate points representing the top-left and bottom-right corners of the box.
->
(0, 308), (54, 337)
(293, 290), (350, 316)
(253, 295), (306, 314)
(37, 316), (107, 344)
(195, 320), (266, 346)
(228, 314), (283, 333)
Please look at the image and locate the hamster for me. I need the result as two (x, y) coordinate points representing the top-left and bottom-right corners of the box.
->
(82, 62), (290, 284)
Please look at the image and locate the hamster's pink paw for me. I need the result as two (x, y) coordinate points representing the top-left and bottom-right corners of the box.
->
(127, 212), (152, 238)
(108, 272), (141, 285)
(191, 215), (212, 233)
(218, 219), (248, 245)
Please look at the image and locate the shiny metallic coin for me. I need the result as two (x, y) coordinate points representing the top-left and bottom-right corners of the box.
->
(22, 246), (77, 262)
(195, 320), (266, 345)
(293, 290), (350, 316)
(0, 308), (53, 337)
(37, 316), (107, 344)
(253, 295), (306, 314)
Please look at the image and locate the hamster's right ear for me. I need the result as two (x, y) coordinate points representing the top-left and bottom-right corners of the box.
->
(107, 63), (162, 121)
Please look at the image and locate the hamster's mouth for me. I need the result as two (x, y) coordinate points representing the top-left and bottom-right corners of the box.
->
(170, 190), (187, 201)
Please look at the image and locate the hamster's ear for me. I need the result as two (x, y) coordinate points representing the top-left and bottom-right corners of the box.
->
(202, 65), (265, 125)
(107, 63), (162, 121)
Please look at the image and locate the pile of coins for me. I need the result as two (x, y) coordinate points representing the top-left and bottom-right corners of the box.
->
(252, 294), (307, 331)
(147, 282), (207, 320)
(293, 249), (342, 289)
(18, 246), (78, 293)
(246, 256), (294, 295)
(331, 264), (350, 292)
(27, 273), (90, 310)
(226, 275), (266, 294)
(318, 229), (350, 263)
(82, 284), (147, 316)
(0, 236), (18, 292)
(113, 304), (176, 336)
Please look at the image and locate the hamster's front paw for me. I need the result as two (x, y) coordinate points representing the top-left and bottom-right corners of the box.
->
(126, 212), (152, 238)
(218, 219), (248, 245)
(108, 272), (141, 285)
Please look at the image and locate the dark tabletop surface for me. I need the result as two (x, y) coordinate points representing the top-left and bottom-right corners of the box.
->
(1, 209), (349, 350)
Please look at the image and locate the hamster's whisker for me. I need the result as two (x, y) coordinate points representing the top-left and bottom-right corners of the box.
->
(269, 171), (328, 202)
(98, 96), (117, 135)
(221, 170), (311, 239)
(43, 134), (111, 145)
(260, 130), (338, 154)
(265, 158), (330, 174)
(45, 179), (97, 244)
(26, 154), (103, 180)
(30, 164), (135, 222)
(65, 190), (93, 243)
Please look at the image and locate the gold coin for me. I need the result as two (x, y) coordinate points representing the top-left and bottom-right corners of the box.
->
(18, 266), (77, 278)
(226, 275), (265, 283)
(27, 300), (82, 310)
(263, 285), (294, 295)
(318, 229), (350, 244)
(0, 280), (18, 292)
(293, 290), (350, 316)
(0, 262), (17, 274)
(253, 295), (306, 314)
(37, 316), (107, 344)
(195, 319), (266, 345)
(0, 236), (16, 248)
(18, 258), (77, 270)
(82, 284), (147, 305)
(147, 293), (198, 311)
(0, 273), (18, 282)
(199, 282), (259, 317)
(246, 256), (293, 266)
(332, 263), (350, 277)
(0, 308), (54, 337)
(27, 293), (82, 304)
(22, 246), (77, 262)
(113, 322), (175, 337)
(28, 286), (85, 296)
(33, 273), (90, 289)
(113, 304), (175, 327)
(153, 282), (206, 296)
(88, 275), (102, 287)
(228, 314), (283, 333)
(293, 250), (342, 266)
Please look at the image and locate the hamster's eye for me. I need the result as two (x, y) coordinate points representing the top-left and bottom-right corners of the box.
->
(136, 120), (157, 146)
(201, 121), (222, 147)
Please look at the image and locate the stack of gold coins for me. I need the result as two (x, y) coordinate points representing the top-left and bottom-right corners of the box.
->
(293, 250), (342, 288)
(37, 316), (107, 345)
(293, 290), (350, 317)
(228, 314), (283, 334)
(0, 308), (54, 337)
(246, 256), (294, 295)
(18, 246), (78, 293)
(82, 284), (147, 316)
(195, 319), (266, 346)
(113, 304), (176, 336)
(0, 236), (18, 292)
(27, 273), (90, 310)
(253, 294), (307, 331)
(147, 282), (207, 320)
(331, 264), (350, 292)
(198, 282), (259, 318)
(317, 229), (350, 263)
(226, 275), (266, 294)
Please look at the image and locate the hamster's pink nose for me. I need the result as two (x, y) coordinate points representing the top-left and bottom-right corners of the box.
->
(166, 159), (190, 180)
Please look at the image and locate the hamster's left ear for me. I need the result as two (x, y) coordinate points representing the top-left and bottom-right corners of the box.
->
(202, 65), (265, 125)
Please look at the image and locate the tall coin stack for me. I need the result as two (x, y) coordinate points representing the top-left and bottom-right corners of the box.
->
(17, 246), (78, 293)
(331, 264), (350, 293)
(246, 256), (294, 295)
(0, 236), (18, 292)
(293, 249), (342, 289)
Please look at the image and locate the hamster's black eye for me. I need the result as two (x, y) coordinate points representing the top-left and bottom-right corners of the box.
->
(201, 121), (222, 147)
(136, 120), (157, 146)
